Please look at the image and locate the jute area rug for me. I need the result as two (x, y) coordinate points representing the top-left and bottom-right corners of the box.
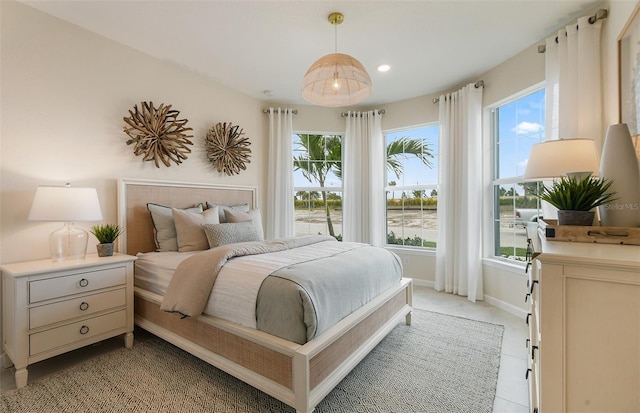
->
(0, 309), (503, 413)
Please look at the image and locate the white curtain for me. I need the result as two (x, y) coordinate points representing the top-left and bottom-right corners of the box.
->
(343, 110), (385, 246)
(545, 15), (603, 142)
(266, 108), (295, 240)
(434, 84), (483, 302)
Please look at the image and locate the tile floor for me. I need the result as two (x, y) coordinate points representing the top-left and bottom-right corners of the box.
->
(1, 285), (530, 412)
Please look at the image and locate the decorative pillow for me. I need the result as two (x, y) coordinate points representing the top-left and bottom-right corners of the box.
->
(147, 203), (203, 252)
(205, 202), (250, 223)
(203, 222), (262, 248)
(224, 208), (264, 240)
(172, 206), (220, 252)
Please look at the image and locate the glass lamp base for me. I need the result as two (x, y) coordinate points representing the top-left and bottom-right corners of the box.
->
(49, 222), (89, 262)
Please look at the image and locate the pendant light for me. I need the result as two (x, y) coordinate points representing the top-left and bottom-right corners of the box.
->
(301, 12), (372, 107)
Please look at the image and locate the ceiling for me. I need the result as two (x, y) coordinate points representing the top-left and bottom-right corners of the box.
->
(22, 0), (602, 107)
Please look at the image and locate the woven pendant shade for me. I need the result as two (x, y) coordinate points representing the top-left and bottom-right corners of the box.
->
(301, 12), (372, 107)
(302, 53), (372, 107)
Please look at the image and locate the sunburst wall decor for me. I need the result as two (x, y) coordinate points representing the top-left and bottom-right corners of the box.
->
(205, 122), (252, 176)
(123, 101), (193, 168)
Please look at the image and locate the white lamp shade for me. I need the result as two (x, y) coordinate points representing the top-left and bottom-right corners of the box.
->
(302, 53), (372, 107)
(523, 138), (600, 180)
(28, 186), (103, 222)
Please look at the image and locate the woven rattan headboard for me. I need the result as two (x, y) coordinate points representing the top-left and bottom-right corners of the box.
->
(118, 178), (257, 255)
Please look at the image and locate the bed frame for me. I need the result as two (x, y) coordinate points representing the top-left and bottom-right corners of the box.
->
(118, 177), (413, 413)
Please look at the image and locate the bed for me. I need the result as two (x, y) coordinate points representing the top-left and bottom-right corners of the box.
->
(118, 177), (413, 413)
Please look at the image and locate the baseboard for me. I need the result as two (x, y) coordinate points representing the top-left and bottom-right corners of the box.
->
(410, 278), (434, 288)
(411, 279), (527, 319)
(484, 294), (528, 319)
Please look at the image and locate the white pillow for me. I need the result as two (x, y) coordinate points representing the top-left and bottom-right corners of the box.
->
(224, 208), (264, 240)
(205, 202), (250, 223)
(203, 222), (262, 248)
(147, 203), (203, 252)
(172, 206), (220, 252)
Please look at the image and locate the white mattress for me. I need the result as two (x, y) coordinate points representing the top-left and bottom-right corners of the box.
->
(135, 250), (269, 329)
(134, 251), (197, 295)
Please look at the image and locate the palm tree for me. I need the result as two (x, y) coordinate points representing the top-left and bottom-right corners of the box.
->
(386, 137), (433, 179)
(388, 180), (397, 200)
(293, 134), (434, 238)
(293, 134), (341, 236)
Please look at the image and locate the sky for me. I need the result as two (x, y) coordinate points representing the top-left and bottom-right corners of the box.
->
(497, 88), (545, 179)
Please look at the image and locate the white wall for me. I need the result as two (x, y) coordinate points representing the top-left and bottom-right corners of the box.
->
(1, 1), (267, 265)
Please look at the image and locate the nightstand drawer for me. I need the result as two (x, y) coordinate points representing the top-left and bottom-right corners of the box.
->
(29, 266), (126, 303)
(30, 288), (126, 329)
(29, 310), (127, 356)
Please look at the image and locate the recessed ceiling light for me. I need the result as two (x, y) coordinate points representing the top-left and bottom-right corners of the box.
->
(377, 64), (390, 72)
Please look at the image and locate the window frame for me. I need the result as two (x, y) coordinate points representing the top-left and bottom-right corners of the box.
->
(485, 83), (545, 264)
(383, 122), (439, 250)
(292, 131), (344, 239)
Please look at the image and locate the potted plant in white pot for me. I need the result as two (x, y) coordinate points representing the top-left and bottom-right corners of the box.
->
(91, 224), (122, 257)
(538, 174), (617, 226)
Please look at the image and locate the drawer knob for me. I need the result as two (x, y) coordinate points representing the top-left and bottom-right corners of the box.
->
(79, 302), (89, 311)
(79, 325), (90, 335)
(79, 278), (89, 287)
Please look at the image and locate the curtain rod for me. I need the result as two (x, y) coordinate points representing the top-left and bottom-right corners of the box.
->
(431, 80), (484, 104)
(537, 8), (608, 53)
(340, 109), (386, 117)
(262, 109), (298, 114)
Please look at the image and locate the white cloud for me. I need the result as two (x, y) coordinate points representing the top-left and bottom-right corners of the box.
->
(513, 121), (543, 135)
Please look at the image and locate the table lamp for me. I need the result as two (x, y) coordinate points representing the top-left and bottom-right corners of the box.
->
(28, 183), (103, 261)
(523, 138), (600, 223)
(523, 138), (600, 180)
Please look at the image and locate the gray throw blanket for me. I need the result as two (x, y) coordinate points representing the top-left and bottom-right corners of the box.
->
(256, 244), (403, 343)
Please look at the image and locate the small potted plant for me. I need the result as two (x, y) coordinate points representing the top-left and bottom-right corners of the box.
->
(91, 224), (122, 257)
(538, 174), (617, 226)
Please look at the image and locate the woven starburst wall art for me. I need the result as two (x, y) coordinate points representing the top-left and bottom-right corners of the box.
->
(123, 101), (193, 167)
(205, 122), (252, 176)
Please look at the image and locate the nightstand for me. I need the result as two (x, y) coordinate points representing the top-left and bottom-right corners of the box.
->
(1, 254), (137, 388)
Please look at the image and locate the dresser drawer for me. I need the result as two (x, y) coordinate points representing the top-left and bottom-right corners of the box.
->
(30, 288), (126, 329)
(29, 266), (126, 303)
(29, 310), (126, 356)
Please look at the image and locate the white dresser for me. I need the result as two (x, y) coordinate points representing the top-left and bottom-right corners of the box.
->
(1, 254), (136, 388)
(526, 239), (640, 412)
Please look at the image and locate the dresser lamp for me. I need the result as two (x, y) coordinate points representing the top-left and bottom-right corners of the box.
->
(523, 138), (600, 180)
(523, 138), (600, 224)
(28, 183), (103, 262)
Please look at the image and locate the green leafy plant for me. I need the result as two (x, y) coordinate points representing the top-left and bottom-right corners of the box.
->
(538, 174), (617, 211)
(90, 224), (122, 244)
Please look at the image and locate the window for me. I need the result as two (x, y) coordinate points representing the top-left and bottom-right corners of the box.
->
(293, 133), (343, 239)
(491, 88), (544, 261)
(385, 125), (439, 248)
